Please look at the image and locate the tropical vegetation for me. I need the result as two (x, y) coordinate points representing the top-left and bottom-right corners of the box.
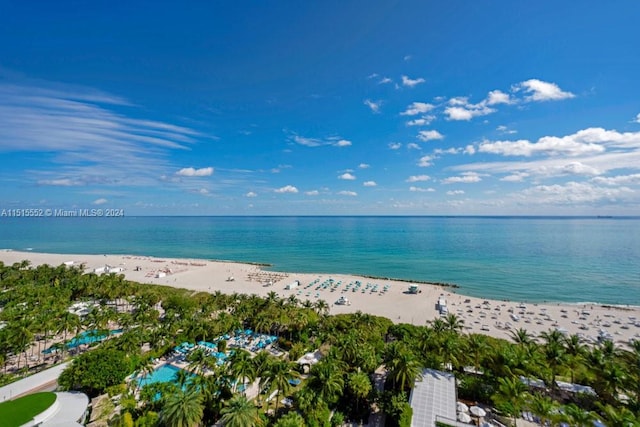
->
(1, 261), (639, 426)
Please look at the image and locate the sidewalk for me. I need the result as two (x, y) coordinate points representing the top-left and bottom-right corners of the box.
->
(0, 362), (69, 401)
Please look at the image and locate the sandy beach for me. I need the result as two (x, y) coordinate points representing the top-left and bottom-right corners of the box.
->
(2, 250), (639, 347)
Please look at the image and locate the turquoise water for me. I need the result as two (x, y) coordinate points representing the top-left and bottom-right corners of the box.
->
(1, 216), (639, 305)
(42, 329), (122, 353)
(138, 364), (184, 387)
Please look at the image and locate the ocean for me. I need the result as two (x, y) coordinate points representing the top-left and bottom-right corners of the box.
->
(1, 216), (638, 305)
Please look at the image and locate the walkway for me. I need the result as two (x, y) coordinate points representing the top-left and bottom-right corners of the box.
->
(0, 362), (69, 402)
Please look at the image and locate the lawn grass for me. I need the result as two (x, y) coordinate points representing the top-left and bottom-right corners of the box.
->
(0, 392), (57, 426)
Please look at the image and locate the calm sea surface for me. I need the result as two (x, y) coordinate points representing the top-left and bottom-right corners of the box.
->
(1, 216), (639, 305)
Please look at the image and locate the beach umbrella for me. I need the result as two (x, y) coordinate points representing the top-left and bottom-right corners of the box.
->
(458, 412), (472, 423)
(457, 402), (469, 413)
(470, 406), (486, 417)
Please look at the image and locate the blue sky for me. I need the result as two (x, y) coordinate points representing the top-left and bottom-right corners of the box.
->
(1, 1), (639, 215)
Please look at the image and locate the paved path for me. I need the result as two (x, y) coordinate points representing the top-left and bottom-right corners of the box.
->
(368, 366), (387, 427)
(0, 362), (69, 402)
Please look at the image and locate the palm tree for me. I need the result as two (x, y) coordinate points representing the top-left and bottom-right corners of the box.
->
(385, 344), (422, 391)
(227, 349), (256, 394)
(510, 328), (535, 347)
(564, 334), (586, 383)
(526, 393), (558, 427)
(540, 340), (566, 396)
(562, 403), (595, 426)
(219, 395), (263, 427)
(160, 388), (204, 427)
(348, 370), (372, 413)
(443, 313), (464, 333)
(596, 402), (639, 427)
(307, 360), (345, 406)
(492, 376), (529, 427)
(465, 334), (489, 374)
(273, 411), (306, 427)
(263, 359), (297, 413)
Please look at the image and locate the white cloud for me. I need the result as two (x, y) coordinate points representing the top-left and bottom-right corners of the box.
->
(379, 77), (393, 84)
(37, 178), (83, 186)
(486, 90), (512, 105)
(478, 127), (640, 157)
(444, 97), (496, 121)
(275, 185), (298, 194)
(519, 181), (633, 204)
(334, 139), (352, 147)
(410, 186), (435, 192)
(407, 143), (420, 150)
(406, 175), (430, 182)
(446, 190), (465, 195)
(92, 198), (108, 205)
(389, 142), (402, 150)
(338, 190), (358, 196)
(592, 173), (640, 185)
(500, 172), (530, 182)
(634, 113), (640, 124)
(442, 172), (482, 184)
(464, 145), (476, 155)
(305, 190), (319, 196)
(515, 79), (575, 102)
(290, 132), (352, 148)
(0, 80), (199, 187)
(245, 191), (257, 197)
(401, 75), (425, 87)
(400, 102), (434, 116)
(359, 163), (370, 169)
(363, 181), (377, 187)
(406, 115), (436, 126)
(417, 130), (444, 142)
(338, 172), (356, 180)
(561, 162), (601, 176)
(176, 167), (214, 177)
(418, 155), (434, 167)
(364, 99), (382, 113)
(496, 125), (517, 135)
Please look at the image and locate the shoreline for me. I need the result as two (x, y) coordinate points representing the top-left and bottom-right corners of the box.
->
(2, 250), (639, 347)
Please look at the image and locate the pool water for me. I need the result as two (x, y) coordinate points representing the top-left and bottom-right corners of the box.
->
(137, 364), (185, 387)
(42, 329), (123, 354)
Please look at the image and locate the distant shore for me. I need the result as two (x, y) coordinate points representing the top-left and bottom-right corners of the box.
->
(1, 250), (639, 347)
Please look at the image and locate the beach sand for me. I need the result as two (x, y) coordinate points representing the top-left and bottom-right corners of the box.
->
(2, 250), (639, 347)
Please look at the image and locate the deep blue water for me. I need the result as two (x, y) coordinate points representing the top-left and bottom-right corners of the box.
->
(1, 216), (639, 305)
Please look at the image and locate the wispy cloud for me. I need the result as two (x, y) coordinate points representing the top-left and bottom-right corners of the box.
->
(364, 99), (382, 113)
(406, 175), (430, 182)
(92, 198), (108, 205)
(338, 190), (357, 196)
(288, 132), (352, 148)
(401, 75), (426, 88)
(442, 172), (482, 184)
(0, 80), (199, 187)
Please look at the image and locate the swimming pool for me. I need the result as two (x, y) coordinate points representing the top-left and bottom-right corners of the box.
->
(137, 364), (185, 387)
(42, 329), (123, 353)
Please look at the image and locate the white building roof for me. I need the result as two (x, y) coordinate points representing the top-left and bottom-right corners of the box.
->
(409, 369), (456, 427)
